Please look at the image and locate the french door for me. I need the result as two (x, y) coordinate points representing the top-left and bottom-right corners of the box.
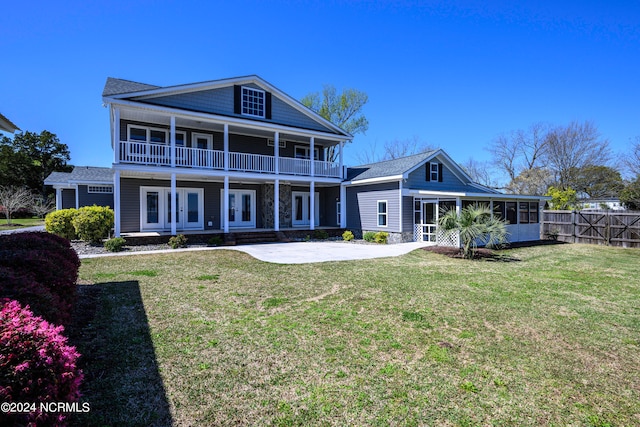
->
(141, 187), (204, 231)
(292, 191), (319, 226)
(221, 190), (256, 228)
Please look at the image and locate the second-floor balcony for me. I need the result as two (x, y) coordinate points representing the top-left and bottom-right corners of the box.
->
(118, 141), (342, 178)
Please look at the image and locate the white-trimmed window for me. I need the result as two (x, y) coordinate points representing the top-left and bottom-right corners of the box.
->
(336, 201), (341, 226)
(377, 200), (388, 227)
(88, 185), (113, 194)
(192, 133), (213, 150)
(267, 138), (286, 148)
(294, 145), (321, 160)
(430, 162), (439, 181)
(127, 125), (173, 144)
(242, 86), (265, 118)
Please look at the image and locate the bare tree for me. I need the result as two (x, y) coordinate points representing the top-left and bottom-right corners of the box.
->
(488, 122), (550, 182)
(461, 158), (502, 189)
(31, 195), (55, 218)
(0, 186), (33, 225)
(624, 136), (640, 178)
(356, 136), (436, 164)
(505, 167), (554, 195)
(545, 120), (611, 188)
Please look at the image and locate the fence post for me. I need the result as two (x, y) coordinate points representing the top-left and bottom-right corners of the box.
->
(572, 210), (577, 243)
(605, 211), (610, 246)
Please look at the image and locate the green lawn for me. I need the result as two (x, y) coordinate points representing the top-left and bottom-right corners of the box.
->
(0, 217), (44, 229)
(73, 244), (640, 426)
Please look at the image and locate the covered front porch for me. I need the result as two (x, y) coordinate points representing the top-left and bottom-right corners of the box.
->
(113, 169), (344, 236)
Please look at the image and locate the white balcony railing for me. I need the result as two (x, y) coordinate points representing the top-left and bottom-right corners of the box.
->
(118, 141), (341, 178)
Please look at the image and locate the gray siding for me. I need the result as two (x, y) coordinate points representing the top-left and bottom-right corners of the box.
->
(346, 182), (401, 233)
(406, 160), (494, 193)
(61, 189), (76, 209)
(402, 195), (414, 233)
(77, 185), (114, 208)
(140, 85), (336, 133)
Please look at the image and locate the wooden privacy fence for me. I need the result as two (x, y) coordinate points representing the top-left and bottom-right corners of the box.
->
(542, 210), (640, 248)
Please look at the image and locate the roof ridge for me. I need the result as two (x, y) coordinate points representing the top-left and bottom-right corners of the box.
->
(353, 150), (436, 168)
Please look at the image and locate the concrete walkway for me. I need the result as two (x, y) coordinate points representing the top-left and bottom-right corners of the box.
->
(81, 241), (430, 264)
(0, 225), (45, 235)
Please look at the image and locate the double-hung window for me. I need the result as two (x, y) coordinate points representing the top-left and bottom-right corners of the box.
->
(377, 200), (388, 227)
(430, 163), (439, 181)
(518, 202), (539, 224)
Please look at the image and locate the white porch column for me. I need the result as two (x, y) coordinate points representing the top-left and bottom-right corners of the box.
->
(310, 137), (315, 177)
(274, 132), (279, 174)
(340, 184), (347, 228)
(456, 197), (461, 215)
(113, 107), (120, 164)
(339, 141), (344, 179)
(489, 199), (494, 219)
(55, 188), (62, 210)
(114, 170), (121, 237)
(170, 116), (176, 168)
(274, 179), (280, 231)
(170, 173), (177, 236)
(223, 176), (229, 233)
(223, 124), (229, 171)
(310, 181), (315, 230)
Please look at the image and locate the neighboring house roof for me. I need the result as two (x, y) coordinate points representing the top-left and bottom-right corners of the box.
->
(0, 113), (19, 133)
(102, 75), (352, 138)
(44, 166), (114, 186)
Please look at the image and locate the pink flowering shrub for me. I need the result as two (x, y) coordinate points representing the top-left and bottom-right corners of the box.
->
(0, 299), (83, 427)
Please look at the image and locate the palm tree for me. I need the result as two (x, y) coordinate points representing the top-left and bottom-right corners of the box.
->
(438, 204), (509, 259)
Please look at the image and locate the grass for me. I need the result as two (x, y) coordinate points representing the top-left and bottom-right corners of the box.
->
(72, 244), (640, 426)
(0, 217), (44, 229)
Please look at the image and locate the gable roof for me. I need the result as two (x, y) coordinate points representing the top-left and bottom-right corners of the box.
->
(102, 75), (352, 138)
(0, 113), (19, 133)
(44, 166), (114, 186)
(347, 151), (438, 181)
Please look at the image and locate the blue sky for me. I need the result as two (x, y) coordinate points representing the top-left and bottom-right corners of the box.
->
(2, 0), (639, 175)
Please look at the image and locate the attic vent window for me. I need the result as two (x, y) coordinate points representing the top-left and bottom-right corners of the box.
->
(88, 185), (113, 194)
(242, 86), (265, 118)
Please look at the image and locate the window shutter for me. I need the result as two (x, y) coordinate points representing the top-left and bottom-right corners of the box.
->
(425, 162), (431, 181)
(438, 163), (443, 182)
(234, 85), (241, 114)
(265, 92), (272, 119)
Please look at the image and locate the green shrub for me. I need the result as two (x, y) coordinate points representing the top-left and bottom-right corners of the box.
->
(168, 234), (188, 249)
(374, 231), (388, 244)
(207, 236), (224, 246)
(45, 208), (78, 240)
(104, 237), (126, 252)
(72, 205), (114, 244)
(342, 230), (354, 241)
(363, 231), (376, 242)
(312, 229), (329, 240)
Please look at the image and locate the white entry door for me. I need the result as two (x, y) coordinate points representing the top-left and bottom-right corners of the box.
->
(164, 189), (204, 230)
(292, 191), (320, 226)
(221, 190), (256, 228)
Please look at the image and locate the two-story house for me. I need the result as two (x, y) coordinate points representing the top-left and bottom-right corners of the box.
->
(45, 75), (548, 245)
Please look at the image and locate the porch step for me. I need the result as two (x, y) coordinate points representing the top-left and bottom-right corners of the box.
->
(232, 231), (281, 245)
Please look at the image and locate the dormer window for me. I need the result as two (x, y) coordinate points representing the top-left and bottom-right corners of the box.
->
(242, 86), (265, 118)
(430, 163), (439, 181)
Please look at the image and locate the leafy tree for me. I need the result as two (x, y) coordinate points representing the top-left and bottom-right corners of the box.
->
(0, 130), (71, 197)
(438, 204), (508, 259)
(545, 186), (579, 210)
(620, 177), (640, 210)
(301, 85), (368, 161)
(569, 165), (624, 199)
(0, 186), (33, 224)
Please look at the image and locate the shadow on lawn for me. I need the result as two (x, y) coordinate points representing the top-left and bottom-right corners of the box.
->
(67, 281), (173, 427)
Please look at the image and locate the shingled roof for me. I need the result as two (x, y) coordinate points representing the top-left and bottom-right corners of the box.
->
(346, 151), (438, 181)
(44, 166), (114, 185)
(102, 77), (160, 97)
